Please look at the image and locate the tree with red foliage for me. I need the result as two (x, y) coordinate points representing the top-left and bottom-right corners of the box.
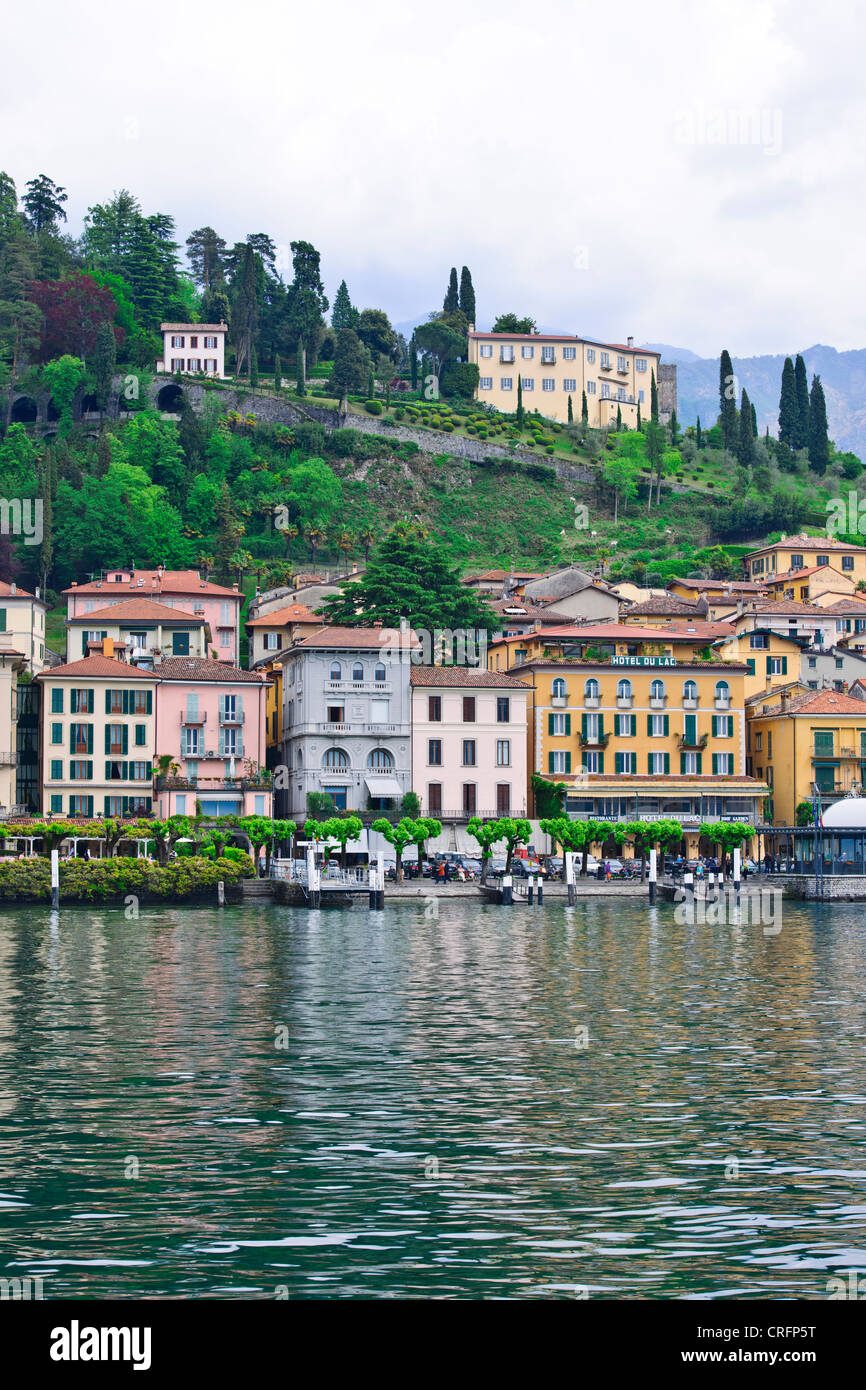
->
(29, 273), (121, 363)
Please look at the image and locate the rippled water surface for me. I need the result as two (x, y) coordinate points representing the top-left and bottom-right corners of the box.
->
(1, 897), (865, 1299)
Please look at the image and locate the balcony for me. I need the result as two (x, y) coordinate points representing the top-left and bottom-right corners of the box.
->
(714, 698), (731, 711)
(579, 731), (610, 749)
(617, 363), (629, 375)
(540, 355), (556, 367)
(551, 694), (569, 708)
(366, 723), (397, 734)
(499, 353), (515, 365)
(583, 695), (600, 709)
(318, 722), (352, 734)
(683, 697), (699, 710)
(219, 709), (245, 725)
(650, 696), (667, 709)
(616, 696), (633, 709)
(0, 752), (17, 766)
(599, 360), (613, 371)
(677, 732), (709, 751)
(180, 710), (208, 725)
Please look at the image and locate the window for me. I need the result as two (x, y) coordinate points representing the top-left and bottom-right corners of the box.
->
(496, 697), (510, 722)
(550, 750), (569, 774)
(134, 725), (147, 746)
(817, 555), (829, 566)
(428, 695), (442, 721)
(265, 631), (280, 650)
(427, 783), (442, 813)
(615, 713), (635, 737)
(681, 752), (699, 774)
(462, 696), (476, 722)
(204, 335), (218, 350)
(712, 715), (734, 738)
(600, 352), (610, 368)
(322, 747), (349, 768)
(496, 783), (511, 814)
(171, 335), (184, 348)
(50, 795), (63, 813)
(563, 346), (576, 360)
(648, 752), (667, 774)
(479, 377), (493, 390)
(521, 378), (534, 390)
(683, 680), (698, 701)
(769, 657), (783, 675)
(189, 335), (198, 348)
(584, 678), (600, 700)
(69, 796), (93, 817)
(187, 359), (200, 372)
(649, 714), (667, 737)
(172, 631), (189, 655)
(650, 679), (666, 700)
(715, 680), (730, 705)
(814, 730), (834, 754)
(586, 348), (596, 363)
(463, 784), (477, 815)
(130, 761), (150, 781)
(583, 751), (602, 773)
(352, 662), (364, 680)
(50, 759), (63, 780)
(638, 389), (645, 403)
(106, 723), (126, 755)
(636, 358), (647, 372)
(374, 663), (386, 683)
(500, 346), (514, 362)
(51, 688), (64, 713)
(330, 662), (342, 680)
(462, 739), (477, 766)
(71, 723), (93, 755)
(617, 355), (627, 372)
(428, 739), (442, 765)
(842, 555), (854, 571)
(617, 678), (632, 699)
(71, 689), (93, 713)
(480, 343), (493, 358)
(496, 739), (511, 766)
(563, 378), (576, 392)
(790, 554), (804, 570)
(600, 382), (610, 399)
(836, 657), (844, 669)
(541, 346), (555, 364)
(521, 344), (534, 359)
(586, 381), (596, 395)
(367, 748), (394, 769)
(713, 753), (735, 774)
(50, 722), (62, 744)
(500, 378), (513, 391)
(551, 713), (568, 735)
(750, 632), (768, 649)
(171, 358), (184, 372)
(326, 704), (344, 723)
(542, 378), (555, 392)
(552, 678), (566, 699)
(615, 752), (637, 773)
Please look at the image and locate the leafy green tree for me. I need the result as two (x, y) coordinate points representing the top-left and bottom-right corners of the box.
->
(93, 320), (116, 418)
(491, 313), (536, 334)
(331, 279), (357, 332)
(467, 817), (503, 884)
(42, 355), (86, 435)
(23, 174), (67, 233)
(443, 267), (459, 313)
(719, 349), (738, 450)
(808, 374), (830, 474)
(531, 773), (567, 818)
(699, 822), (752, 878)
(794, 353), (810, 450)
(185, 226), (227, 289)
(331, 327), (371, 409)
(413, 318), (465, 383)
(319, 526), (496, 633)
(605, 434), (642, 521)
(370, 816), (418, 882)
(356, 308), (396, 360)
(459, 266), (475, 324)
(643, 419), (664, 511)
(283, 456), (342, 532)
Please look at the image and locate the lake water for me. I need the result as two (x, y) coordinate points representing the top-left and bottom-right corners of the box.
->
(1, 896), (865, 1300)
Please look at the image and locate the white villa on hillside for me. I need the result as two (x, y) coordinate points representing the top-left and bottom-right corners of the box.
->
(156, 323), (227, 377)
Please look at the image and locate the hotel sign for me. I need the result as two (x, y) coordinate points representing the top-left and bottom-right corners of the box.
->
(611, 656), (676, 667)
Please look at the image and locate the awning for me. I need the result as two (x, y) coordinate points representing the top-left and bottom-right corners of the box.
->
(364, 775), (403, 797)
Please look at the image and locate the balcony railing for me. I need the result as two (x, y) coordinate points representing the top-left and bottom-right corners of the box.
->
(677, 732), (709, 751)
(219, 710), (245, 725)
(0, 752), (17, 766)
(366, 723), (397, 734)
(714, 698), (731, 710)
(616, 696), (633, 708)
(318, 721), (352, 733)
(551, 694), (569, 707)
(180, 711), (207, 725)
(683, 697), (699, 709)
(579, 731), (610, 749)
(583, 696), (600, 709)
(650, 696), (667, 709)
(599, 360), (613, 371)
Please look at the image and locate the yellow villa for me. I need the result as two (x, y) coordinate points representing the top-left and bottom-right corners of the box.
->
(747, 688), (866, 826)
(742, 536), (866, 585)
(711, 628), (808, 700)
(467, 330), (661, 428)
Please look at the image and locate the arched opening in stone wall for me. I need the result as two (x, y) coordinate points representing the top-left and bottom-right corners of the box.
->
(157, 383), (185, 414)
(10, 396), (37, 423)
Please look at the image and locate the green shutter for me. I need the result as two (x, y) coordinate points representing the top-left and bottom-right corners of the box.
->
(747, 658), (755, 676)
(52, 688), (63, 713)
(712, 753), (719, 774)
(630, 714), (636, 736)
(615, 752), (622, 773)
(597, 752), (603, 774)
(105, 690), (111, 714)
(680, 753), (687, 774)
(146, 690), (152, 714)
(647, 715), (653, 736)
(69, 726), (76, 753)
(664, 753), (670, 774)
(105, 726), (111, 754)
(597, 714), (603, 739)
(663, 714), (669, 736)
(548, 753), (554, 773)
(122, 726), (128, 755)
(685, 713), (696, 744)
(696, 753), (702, 774)
(565, 752), (572, 773)
(648, 753), (654, 772)
(0, 609), (5, 632)
(727, 716), (734, 737)
(781, 656), (788, 674)
(581, 713), (588, 740)
(565, 713), (571, 735)
(766, 655), (772, 674)
(548, 712), (555, 735)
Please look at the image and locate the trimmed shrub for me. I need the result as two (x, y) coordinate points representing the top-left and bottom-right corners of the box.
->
(0, 855), (254, 903)
(364, 400), (383, 415)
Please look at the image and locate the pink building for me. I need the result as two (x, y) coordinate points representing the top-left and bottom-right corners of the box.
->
(64, 569), (243, 666)
(153, 658), (272, 819)
(156, 322), (227, 377)
(409, 667), (530, 820)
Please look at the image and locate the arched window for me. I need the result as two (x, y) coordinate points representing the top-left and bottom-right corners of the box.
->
(683, 680), (698, 700)
(330, 661), (342, 680)
(715, 680), (730, 702)
(367, 748), (394, 770)
(322, 748), (349, 769)
(650, 679), (666, 700)
(374, 663), (386, 682)
(584, 678), (600, 699)
(552, 677), (566, 698)
(352, 662), (364, 681)
(616, 678), (632, 699)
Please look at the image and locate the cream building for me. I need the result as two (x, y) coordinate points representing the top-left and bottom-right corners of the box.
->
(468, 330), (662, 427)
(0, 581), (48, 674)
(0, 646), (26, 812)
(156, 323), (227, 377)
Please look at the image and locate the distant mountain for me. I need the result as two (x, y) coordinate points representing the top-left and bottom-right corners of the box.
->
(651, 344), (866, 460)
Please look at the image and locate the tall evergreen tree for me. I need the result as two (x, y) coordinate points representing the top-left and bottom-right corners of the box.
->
(409, 332), (418, 390)
(250, 343), (259, 388)
(443, 267), (459, 313)
(185, 226), (226, 290)
(616, 404), (622, 430)
(95, 430), (112, 478)
(231, 243), (259, 378)
(567, 394), (573, 424)
(650, 370), (659, 424)
(331, 279), (357, 333)
(296, 342), (305, 396)
(751, 401), (758, 437)
(581, 389), (588, 424)
(794, 354), (810, 449)
(668, 409), (679, 445)
(23, 175), (67, 233)
(778, 355), (797, 446)
(286, 239), (328, 385)
(808, 374), (830, 474)
(516, 375), (524, 430)
(93, 321), (116, 419)
(39, 446), (55, 593)
(719, 349), (738, 451)
(636, 401), (641, 430)
(332, 328), (371, 410)
(273, 353), (282, 392)
(738, 388), (755, 465)
(695, 417), (702, 447)
(458, 266), (475, 324)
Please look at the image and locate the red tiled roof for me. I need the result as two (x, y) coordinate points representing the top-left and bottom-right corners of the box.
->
(63, 570), (240, 598)
(245, 603), (320, 628)
(670, 577), (767, 594)
(754, 690), (866, 717)
(67, 598), (206, 624)
(36, 653), (159, 680)
(410, 666), (529, 687)
(155, 658), (266, 683)
(748, 536), (866, 554)
(0, 580), (38, 599)
(290, 626), (420, 650)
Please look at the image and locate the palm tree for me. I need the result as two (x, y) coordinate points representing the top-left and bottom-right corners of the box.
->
(282, 521), (299, 558)
(336, 529), (353, 569)
(359, 527), (375, 561)
(307, 526), (326, 565)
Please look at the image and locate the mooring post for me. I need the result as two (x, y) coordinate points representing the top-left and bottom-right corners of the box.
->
(306, 845), (320, 908)
(684, 870), (694, 912)
(537, 872), (543, 905)
(51, 848), (60, 911)
(733, 848), (741, 907)
(368, 864), (377, 909)
(217, 879), (225, 908)
(648, 849), (657, 905)
(376, 850), (385, 909)
(502, 873), (513, 905)
(565, 852), (575, 906)
(527, 874), (534, 905)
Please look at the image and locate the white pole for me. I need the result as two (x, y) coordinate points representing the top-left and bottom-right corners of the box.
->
(51, 848), (60, 910)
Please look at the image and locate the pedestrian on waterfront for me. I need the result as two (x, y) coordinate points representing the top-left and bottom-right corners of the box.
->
(604, 859), (611, 881)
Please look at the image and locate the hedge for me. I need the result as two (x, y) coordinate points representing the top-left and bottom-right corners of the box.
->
(0, 855), (255, 904)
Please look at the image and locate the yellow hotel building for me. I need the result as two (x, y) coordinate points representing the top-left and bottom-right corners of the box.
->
(467, 331), (661, 428)
(748, 688), (866, 825)
(743, 536), (866, 585)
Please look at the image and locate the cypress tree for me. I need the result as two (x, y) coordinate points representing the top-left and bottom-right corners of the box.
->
(719, 349), (738, 451)
(696, 416), (702, 447)
(273, 353), (282, 392)
(738, 388), (755, 465)
(616, 404), (622, 430)
(95, 430), (112, 478)
(669, 409), (679, 445)
(443, 267), (459, 313)
(459, 266), (475, 324)
(808, 374), (830, 474)
(751, 401), (757, 437)
(650, 370), (659, 423)
(567, 394), (573, 424)
(637, 401), (641, 430)
(516, 375), (524, 430)
(296, 342), (305, 395)
(39, 446), (55, 594)
(794, 354), (810, 449)
(581, 390), (588, 424)
(409, 333), (418, 390)
(778, 355), (797, 446)
(332, 279), (356, 333)
(250, 344), (259, 389)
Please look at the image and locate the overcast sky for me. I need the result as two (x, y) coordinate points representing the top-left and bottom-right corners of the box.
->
(3, 0), (864, 357)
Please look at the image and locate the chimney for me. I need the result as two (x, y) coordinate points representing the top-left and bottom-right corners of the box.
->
(780, 690), (789, 713)
(232, 583), (239, 592)
(627, 335), (634, 349)
(10, 582), (15, 595)
(102, 637), (115, 659)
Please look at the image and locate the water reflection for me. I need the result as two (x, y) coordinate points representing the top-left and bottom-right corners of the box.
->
(0, 898), (864, 1298)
